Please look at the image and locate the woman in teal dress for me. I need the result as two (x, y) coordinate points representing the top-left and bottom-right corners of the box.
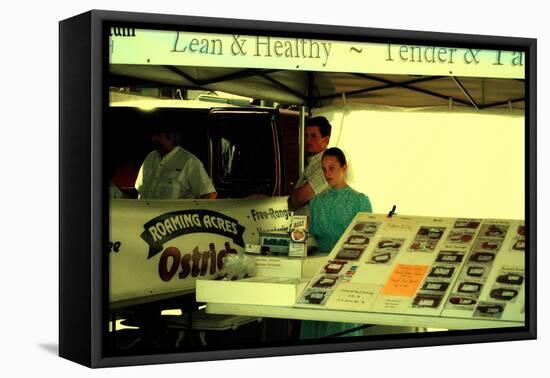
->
(301, 147), (372, 340)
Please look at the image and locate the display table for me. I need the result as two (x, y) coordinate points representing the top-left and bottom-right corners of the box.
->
(200, 214), (526, 331)
(205, 302), (523, 330)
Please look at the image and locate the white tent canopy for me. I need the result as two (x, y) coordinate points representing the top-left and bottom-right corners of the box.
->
(109, 28), (525, 110)
(313, 103), (524, 219)
(109, 28), (525, 220)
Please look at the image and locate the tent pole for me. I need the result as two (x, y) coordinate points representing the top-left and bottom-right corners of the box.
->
(450, 75), (479, 110)
(299, 106), (306, 175)
(307, 72), (315, 114)
(298, 71), (314, 176)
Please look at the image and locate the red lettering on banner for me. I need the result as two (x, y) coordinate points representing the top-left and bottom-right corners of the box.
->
(217, 249), (227, 270)
(158, 242), (239, 282)
(179, 253), (191, 279)
(159, 247), (181, 282)
(209, 243), (217, 275)
(200, 251), (209, 276)
(191, 247), (201, 277)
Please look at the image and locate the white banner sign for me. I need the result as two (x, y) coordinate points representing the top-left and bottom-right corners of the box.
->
(110, 27), (525, 79)
(109, 197), (292, 305)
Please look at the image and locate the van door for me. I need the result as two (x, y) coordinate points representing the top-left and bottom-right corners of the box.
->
(207, 109), (281, 198)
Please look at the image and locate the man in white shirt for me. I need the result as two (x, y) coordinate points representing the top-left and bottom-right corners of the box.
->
(288, 116), (332, 211)
(135, 125), (217, 199)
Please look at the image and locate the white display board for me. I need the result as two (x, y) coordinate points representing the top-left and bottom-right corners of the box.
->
(296, 213), (525, 323)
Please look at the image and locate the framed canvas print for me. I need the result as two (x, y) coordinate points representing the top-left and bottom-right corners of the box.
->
(59, 9), (536, 368)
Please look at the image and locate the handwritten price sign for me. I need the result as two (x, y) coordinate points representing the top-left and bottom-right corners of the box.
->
(382, 264), (429, 297)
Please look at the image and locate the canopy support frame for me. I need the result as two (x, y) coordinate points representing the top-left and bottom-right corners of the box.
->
(260, 74), (308, 103)
(450, 75), (480, 110)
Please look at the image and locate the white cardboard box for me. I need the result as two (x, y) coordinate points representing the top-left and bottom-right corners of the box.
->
(253, 255), (328, 279)
(196, 277), (310, 306)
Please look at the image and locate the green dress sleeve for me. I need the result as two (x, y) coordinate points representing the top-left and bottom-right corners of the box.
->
(358, 193), (372, 213)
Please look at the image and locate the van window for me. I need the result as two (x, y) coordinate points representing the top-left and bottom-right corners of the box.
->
(106, 107), (210, 195)
(209, 111), (278, 198)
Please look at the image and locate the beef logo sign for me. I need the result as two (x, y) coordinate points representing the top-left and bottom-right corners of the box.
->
(140, 210), (245, 259)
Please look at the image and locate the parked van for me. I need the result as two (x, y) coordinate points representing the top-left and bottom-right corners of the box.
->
(107, 102), (301, 198)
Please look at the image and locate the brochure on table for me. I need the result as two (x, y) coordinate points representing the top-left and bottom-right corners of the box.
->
(295, 213), (525, 323)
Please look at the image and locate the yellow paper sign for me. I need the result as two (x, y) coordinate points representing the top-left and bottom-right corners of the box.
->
(381, 264), (429, 297)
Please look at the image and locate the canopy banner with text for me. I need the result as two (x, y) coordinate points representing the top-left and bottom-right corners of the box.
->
(110, 27), (525, 79)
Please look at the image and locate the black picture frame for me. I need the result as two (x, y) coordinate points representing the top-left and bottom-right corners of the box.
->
(59, 9), (536, 368)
